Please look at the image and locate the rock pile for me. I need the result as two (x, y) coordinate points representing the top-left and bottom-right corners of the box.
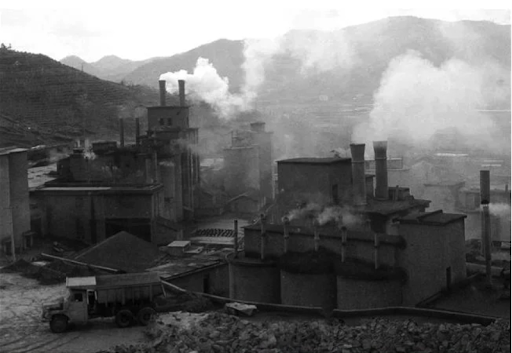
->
(102, 311), (511, 353)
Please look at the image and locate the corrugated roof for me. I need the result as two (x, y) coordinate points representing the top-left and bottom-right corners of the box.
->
(399, 210), (467, 226)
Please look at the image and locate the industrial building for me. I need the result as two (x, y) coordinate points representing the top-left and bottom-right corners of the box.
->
(229, 141), (468, 308)
(0, 147), (32, 254)
(30, 80), (199, 245)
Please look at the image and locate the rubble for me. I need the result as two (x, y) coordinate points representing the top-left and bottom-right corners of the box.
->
(100, 312), (511, 353)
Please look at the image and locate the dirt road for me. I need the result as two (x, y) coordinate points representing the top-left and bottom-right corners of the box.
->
(0, 273), (146, 353)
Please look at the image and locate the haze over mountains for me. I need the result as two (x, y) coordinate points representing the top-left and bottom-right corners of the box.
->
(1, 16), (509, 154)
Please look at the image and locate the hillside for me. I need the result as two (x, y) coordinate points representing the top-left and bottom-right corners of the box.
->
(0, 47), (162, 148)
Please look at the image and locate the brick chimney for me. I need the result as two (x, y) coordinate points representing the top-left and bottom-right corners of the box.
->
(179, 80), (186, 107)
(350, 143), (367, 206)
(373, 141), (388, 200)
(159, 80), (166, 106)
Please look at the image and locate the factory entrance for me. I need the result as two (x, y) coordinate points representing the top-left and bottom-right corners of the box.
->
(105, 218), (151, 242)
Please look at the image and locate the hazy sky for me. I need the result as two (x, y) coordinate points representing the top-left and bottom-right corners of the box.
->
(0, 1), (510, 62)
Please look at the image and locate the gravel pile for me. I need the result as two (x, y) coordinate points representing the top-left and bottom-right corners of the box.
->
(101, 311), (511, 353)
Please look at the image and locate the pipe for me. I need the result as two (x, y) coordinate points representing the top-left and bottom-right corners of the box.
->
(374, 233), (380, 270)
(179, 80), (186, 107)
(234, 220), (239, 258)
(373, 141), (388, 200)
(159, 80), (166, 106)
(350, 143), (367, 206)
(41, 253), (122, 273)
(260, 214), (267, 260)
(341, 226), (347, 263)
(283, 216), (290, 253)
(119, 119), (125, 148)
(313, 220), (320, 252)
(135, 118), (140, 146)
(480, 170), (492, 285)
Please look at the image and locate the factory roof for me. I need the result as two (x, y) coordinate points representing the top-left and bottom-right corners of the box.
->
(399, 210), (467, 226)
(277, 157), (351, 165)
(363, 198), (431, 216)
(0, 147), (27, 156)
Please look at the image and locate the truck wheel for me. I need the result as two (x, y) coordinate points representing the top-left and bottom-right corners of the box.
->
(137, 307), (156, 326)
(50, 315), (68, 333)
(115, 309), (133, 328)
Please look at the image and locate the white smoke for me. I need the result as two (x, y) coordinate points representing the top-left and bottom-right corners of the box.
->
(160, 58), (249, 119)
(352, 50), (503, 153)
(316, 206), (364, 227)
(285, 203), (322, 222)
(240, 30), (355, 103)
(488, 203), (511, 219)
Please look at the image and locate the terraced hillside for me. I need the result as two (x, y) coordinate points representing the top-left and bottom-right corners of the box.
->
(0, 47), (161, 148)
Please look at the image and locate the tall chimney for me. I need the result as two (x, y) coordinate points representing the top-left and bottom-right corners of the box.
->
(350, 143), (367, 206)
(373, 141), (388, 200)
(480, 170), (492, 285)
(159, 80), (166, 106)
(234, 220), (239, 258)
(260, 214), (267, 260)
(178, 80), (186, 106)
(313, 220), (320, 252)
(135, 118), (140, 146)
(119, 119), (125, 148)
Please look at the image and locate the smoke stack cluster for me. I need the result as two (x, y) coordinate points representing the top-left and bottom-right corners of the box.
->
(159, 80), (166, 106)
(179, 80), (186, 107)
(373, 141), (388, 200)
(350, 143), (367, 206)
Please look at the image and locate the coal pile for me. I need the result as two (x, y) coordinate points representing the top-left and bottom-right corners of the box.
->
(101, 312), (511, 353)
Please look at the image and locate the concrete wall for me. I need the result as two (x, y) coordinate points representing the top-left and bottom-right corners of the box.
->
(398, 220), (466, 305)
(169, 264), (228, 296)
(229, 260), (280, 303)
(244, 227), (399, 268)
(147, 107), (190, 130)
(0, 150), (30, 250)
(280, 270), (336, 308)
(336, 277), (402, 309)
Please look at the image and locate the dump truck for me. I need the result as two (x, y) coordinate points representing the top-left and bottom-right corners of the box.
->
(42, 272), (165, 333)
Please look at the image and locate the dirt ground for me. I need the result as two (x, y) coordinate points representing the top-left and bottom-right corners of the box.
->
(0, 273), (147, 353)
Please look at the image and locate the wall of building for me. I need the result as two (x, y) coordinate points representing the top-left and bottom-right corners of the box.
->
(336, 277), (402, 309)
(280, 270), (336, 308)
(1, 150), (30, 251)
(147, 107), (190, 130)
(229, 260), (281, 303)
(398, 220), (466, 305)
(168, 264), (228, 296)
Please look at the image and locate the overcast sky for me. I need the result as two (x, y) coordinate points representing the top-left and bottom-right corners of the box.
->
(0, 1), (510, 62)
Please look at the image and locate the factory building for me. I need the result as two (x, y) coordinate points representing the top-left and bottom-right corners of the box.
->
(30, 80), (199, 245)
(0, 147), (32, 254)
(222, 121), (273, 215)
(229, 141), (468, 308)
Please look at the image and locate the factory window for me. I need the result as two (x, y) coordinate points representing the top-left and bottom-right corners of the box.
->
(167, 118), (173, 126)
(73, 292), (84, 302)
(159, 118), (164, 126)
(332, 184), (339, 204)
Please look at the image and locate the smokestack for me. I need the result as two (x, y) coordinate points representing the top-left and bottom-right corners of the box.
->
(350, 144), (367, 206)
(374, 232), (380, 270)
(234, 220), (239, 258)
(159, 80), (166, 106)
(135, 118), (140, 146)
(178, 80), (186, 107)
(283, 216), (290, 253)
(119, 119), (125, 148)
(313, 220), (320, 252)
(480, 170), (492, 286)
(373, 141), (388, 200)
(341, 226), (347, 263)
(260, 214), (267, 260)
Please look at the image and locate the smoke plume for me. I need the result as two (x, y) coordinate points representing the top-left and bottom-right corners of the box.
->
(160, 58), (249, 119)
(316, 206), (364, 228)
(488, 203), (511, 219)
(352, 50), (506, 153)
(285, 203), (322, 222)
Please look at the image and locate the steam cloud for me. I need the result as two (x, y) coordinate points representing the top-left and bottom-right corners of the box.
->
(160, 58), (250, 119)
(352, 50), (506, 153)
(488, 203), (512, 219)
(284, 203), (322, 222)
(316, 206), (364, 227)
